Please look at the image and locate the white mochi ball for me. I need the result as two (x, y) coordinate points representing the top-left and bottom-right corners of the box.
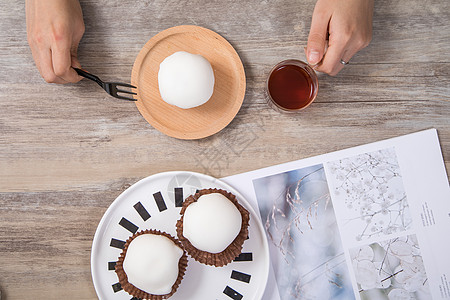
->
(158, 51), (215, 109)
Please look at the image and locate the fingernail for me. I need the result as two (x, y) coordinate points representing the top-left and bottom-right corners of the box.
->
(308, 51), (320, 65)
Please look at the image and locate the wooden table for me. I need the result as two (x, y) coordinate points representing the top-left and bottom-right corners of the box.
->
(0, 0), (449, 299)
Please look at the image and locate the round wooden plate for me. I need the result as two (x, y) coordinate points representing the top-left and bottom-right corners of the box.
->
(131, 25), (246, 140)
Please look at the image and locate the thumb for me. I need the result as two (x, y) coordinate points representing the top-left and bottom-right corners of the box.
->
(70, 45), (82, 68)
(70, 47), (83, 82)
(306, 2), (331, 65)
(71, 55), (82, 69)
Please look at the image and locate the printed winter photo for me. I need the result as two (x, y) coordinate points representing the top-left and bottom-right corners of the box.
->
(253, 164), (354, 300)
(326, 147), (412, 247)
(349, 234), (431, 300)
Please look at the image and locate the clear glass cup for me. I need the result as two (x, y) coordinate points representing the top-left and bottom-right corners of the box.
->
(265, 60), (318, 113)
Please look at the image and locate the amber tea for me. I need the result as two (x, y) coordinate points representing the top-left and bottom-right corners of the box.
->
(266, 60), (318, 112)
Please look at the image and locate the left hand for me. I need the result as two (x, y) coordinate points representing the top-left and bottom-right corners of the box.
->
(305, 0), (374, 76)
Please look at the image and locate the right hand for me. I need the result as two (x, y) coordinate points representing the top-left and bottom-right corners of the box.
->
(305, 0), (374, 76)
(26, 0), (85, 84)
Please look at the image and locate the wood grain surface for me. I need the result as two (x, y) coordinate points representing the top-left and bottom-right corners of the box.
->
(0, 0), (449, 299)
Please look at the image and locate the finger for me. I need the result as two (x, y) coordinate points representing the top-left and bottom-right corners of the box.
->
(52, 42), (81, 83)
(69, 47), (84, 83)
(70, 43), (84, 74)
(320, 45), (361, 76)
(315, 37), (347, 76)
(38, 47), (67, 84)
(306, 0), (332, 65)
(71, 56), (81, 69)
(341, 47), (359, 65)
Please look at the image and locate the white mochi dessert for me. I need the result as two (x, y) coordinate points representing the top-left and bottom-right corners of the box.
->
(158, 51), (215, 109)
(122, 234), (184, 295)
(182, 192), (242, 254)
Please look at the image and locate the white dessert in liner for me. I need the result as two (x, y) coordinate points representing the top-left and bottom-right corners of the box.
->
(176, 188), (250, 267)
(182, 193), (242, 253)
(123, 234), (183, 295)
(115, 230), (188, 299)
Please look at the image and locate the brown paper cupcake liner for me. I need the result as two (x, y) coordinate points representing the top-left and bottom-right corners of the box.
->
(176, 188), (250, 267)
(115, 229), (188, 300)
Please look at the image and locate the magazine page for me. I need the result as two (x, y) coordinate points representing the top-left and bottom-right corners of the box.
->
(222, 129), (450, 300)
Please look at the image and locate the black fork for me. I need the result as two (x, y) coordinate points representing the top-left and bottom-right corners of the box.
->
(74, 68), (137, 101)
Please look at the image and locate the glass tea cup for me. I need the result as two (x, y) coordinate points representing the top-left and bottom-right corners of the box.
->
(265, 60), (318, 113)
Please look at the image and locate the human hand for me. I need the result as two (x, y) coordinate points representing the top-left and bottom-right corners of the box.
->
(305, 0), (374, 76)
(26, 0), (85, 84)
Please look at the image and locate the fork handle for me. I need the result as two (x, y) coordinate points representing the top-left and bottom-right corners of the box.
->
(73, 68), (103, 88)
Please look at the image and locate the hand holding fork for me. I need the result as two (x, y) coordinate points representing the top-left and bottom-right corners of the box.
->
(74, 68), (137, 101)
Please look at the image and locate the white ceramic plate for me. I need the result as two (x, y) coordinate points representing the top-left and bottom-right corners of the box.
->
(91, 171), (269, 300)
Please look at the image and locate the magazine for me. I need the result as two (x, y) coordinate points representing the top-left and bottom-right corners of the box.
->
(222, 129), (450, 300)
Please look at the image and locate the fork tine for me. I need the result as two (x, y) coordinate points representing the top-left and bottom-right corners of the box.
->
(114, 83), (136, 89)
(116, 88), (137, 95)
